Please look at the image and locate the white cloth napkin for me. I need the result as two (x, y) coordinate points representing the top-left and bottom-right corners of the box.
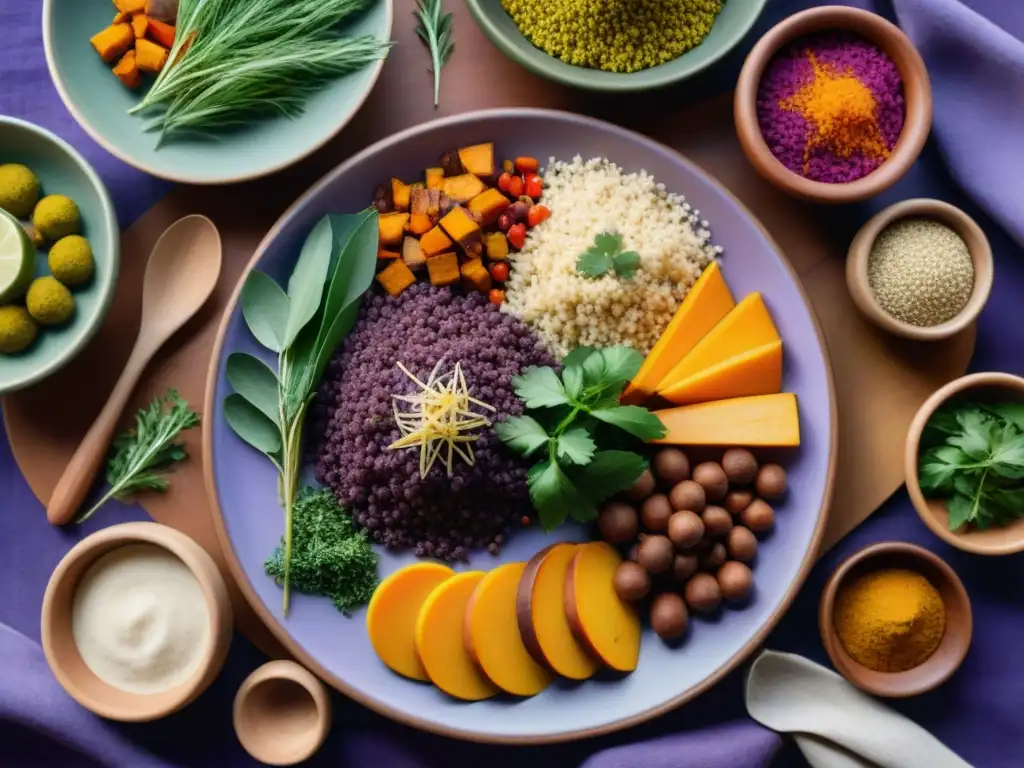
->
(744, 651), (973, 768)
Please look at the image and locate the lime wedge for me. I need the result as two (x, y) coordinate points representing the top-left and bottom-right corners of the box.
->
(0, 209), (35, 304)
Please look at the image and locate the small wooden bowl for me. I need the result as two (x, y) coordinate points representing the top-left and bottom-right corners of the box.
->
(40, 522), (233, 721)
(847, 199), (993, 341)
(819, 541), (972, 697)
(906, 372), (1024, 554)
(734, 6), (932, 203)
(233, 660), (332, 766)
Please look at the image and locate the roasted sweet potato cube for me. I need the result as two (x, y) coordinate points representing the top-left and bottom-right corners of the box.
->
(441, 173), (486, 204)
(419, 226), (453, 257)
(458, 143), (495, 177)
(426, 251), (460, 287)
(378, 212), (409, 246)
(391, 178), (411, 211)
(440, 149), (463, 176)
(409, 213), (432, 235)
(131, 14), (149, 38)
(114, 0), (146, 13)
(90, 23), (134, 63)
(402, 236), (426, 271)
(376, 259), (417, 297)
(484, 232), (510, 261)
(112, 50), (142, 89)
(135, 38), (169, 72)
(467, 188), (510, 226)
(439, 206), (481, 248)
(425, 167), (445, 190)
(460, 259), (492, 294)
(377, 248), (401, 260)
(410, 187), (442, 220)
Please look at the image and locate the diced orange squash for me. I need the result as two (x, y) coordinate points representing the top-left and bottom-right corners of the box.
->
(131, 14), (149, 38)
(439, 206), (481, 247)
(659, 340), (783, 405)
(378, 213), (409, 246)
(460, 259), (492, 294)
(420, 226), (453, 257)
(655, 293), (779, 396)
(484, 232), (509, 261)
(391, 178), (411, 212)
(113, 10), (130, 23)
(467, 188), (510, 226)
(112, 50), (142, 89)
(458, 143), (495, 177)
(114, 0), (146, 13)
(425, 167), (445, 190)
(441, 173), (486, 204)
(409, 213), (433, 236)
(622, 262), (734, 405)
(135, 38), (169, 73)
(377, 248), (400, 260)
(376, 259), (417, 297)
(90, 24), (134, 63)
(651, 393), (800, 448)
(402, 236), (426, 271)
(146, 18), (176, 48)
(426, 252), (460, 287)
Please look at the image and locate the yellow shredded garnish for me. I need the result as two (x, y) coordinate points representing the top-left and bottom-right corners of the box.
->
(387, 360), (496, 478)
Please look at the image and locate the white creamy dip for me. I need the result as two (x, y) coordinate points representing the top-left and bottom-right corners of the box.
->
(71, 543), (210, 695)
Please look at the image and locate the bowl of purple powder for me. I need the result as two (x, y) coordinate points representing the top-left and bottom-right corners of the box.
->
(734, 6), (932, 203)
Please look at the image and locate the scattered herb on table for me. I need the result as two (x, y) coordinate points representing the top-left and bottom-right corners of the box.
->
(496, 346), (666, 530)
(414, 0), (454, 108)
(576, 231), (641, 280)
(77, 389), (200, 523)
(918, 401), (1024, 531)
(264, 487), (379, 614)
(224, 210), (379, 615)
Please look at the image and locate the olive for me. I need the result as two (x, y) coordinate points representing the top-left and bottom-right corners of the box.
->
(721, 448), (758, 485)
(755, 464), (789, 500)
(641, 494), (674, 532)
(613, 561), (651, 602)
(700, 541), (728, 572)
(669, 480), (706, 513)
(671, 553), (699, 583)
(626, 469), (656, 501)
(650, 592), (689, 640)
(724, 490), (754, 516)
(653, 448), (690, 485)
(741, 499), (776, 534)
(726, 526), (759, 562)
(597, 501), (639, 543)
(718, 561), (754, 602)
(684, 572), (722, 613)
(701, 505), (733, 537)
(636, 535), (674, 575)
(667, 510), (704, 550)
(692, 461), (729, 502)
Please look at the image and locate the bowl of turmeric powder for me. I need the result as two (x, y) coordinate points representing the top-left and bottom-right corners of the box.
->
(818, 542), (972, 698)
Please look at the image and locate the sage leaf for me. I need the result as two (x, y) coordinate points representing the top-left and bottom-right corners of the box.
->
(590, 405), (667, 441)
(226, 352), (280, 427)
(241, 270), (289, 352)
(282, 216), (335, 348)
(224, 393), (282, 456)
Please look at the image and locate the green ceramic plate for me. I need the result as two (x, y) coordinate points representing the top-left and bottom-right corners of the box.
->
(0, 117), (119, 395)
(465, 0), (766, 91)
(42, 1), (393, 184)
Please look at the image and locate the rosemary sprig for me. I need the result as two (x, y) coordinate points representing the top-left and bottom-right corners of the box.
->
(414, 0), (454, 107)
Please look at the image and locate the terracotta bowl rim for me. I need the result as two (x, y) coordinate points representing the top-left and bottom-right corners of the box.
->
(733, 5), (933, 203)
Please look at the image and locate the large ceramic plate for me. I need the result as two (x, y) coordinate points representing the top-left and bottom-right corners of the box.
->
(204, 110), (836, 743)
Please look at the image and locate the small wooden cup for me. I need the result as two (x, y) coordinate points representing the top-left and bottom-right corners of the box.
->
(906, 372), (1024, 554)
(40, 522), (233, 721)
(734, 6), (932, 203)
(819, 541), (972, 697)
(847, 199), (993, 342)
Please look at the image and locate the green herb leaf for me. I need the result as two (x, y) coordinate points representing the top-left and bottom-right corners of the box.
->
(593, 232), (622, 256)
(226, 352), (281, 427)
(986, 424), (1024, 478)
(527, 460), (597, 530)
(576, 232), (642, 280)
(566, 450), (648, 504)
(985, 402), (1024, 432)
(241, 270), (290, 353)
(513, 366), (568, 408)
(612, 250), (640, 279)
(947, 492), (974, 531)
(919, 444), (970, 494)
(282, 216), (335, 348)
(562, 366), (584, 401)
(495, 415), (550, 457)
(576, 250), (614, 278)
(556, 428), (597, 465)
(590, 405), (668, 441)
(414, 0), (454, 107)
(224, 393), (282, 456)
(563, 346), (596, 368)
(594, 347), (644, 390)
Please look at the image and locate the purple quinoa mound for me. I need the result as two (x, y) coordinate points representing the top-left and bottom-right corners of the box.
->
(311, 284), (555, 561)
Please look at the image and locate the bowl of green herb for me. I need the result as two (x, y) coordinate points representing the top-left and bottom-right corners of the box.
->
(906, 372), (1024, 555)
(43, 0), (393, 184)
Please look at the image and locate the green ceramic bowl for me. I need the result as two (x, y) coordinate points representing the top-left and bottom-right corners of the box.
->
(0, 117), (119, 395)
(42, 0), (393, 184)
(465, 0), (766, 91)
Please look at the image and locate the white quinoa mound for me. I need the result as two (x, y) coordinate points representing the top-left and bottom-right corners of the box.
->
(502, 156), (722, 358)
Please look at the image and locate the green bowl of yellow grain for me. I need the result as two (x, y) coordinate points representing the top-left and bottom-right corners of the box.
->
(465, 0), (767, 92)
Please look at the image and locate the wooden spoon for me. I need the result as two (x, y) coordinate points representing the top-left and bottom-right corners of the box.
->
(46, 215), (222, 526)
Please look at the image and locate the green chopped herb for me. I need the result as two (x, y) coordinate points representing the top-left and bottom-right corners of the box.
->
(414, 0), (454, 108)
(576, 231), (641, 279)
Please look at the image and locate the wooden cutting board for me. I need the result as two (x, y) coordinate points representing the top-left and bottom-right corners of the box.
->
(1, 6), (973, 658)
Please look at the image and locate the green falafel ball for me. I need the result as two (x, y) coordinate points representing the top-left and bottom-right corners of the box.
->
(0, 305), (38, 354)
(26, 276), (75, 325)
(0, 164), (41, 219)
(33, 194), (80, 242)
(49, 235), (94, 287)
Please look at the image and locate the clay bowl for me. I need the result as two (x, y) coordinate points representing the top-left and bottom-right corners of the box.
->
(819, 542), (972, 697)
(906, 372), (1024, 554)
(734, 6), (932, 203)
(847, 199), (993, 342)
(40, 522), (233, 722)
(234, 660), (332, 766)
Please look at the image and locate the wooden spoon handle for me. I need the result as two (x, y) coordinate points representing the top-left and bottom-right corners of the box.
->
(46, 344), (154, 526)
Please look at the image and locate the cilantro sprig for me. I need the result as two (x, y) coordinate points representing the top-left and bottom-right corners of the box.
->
(576, 231), (641, 279)
(918, 401), (1024, 531)
(496, 346), (666, 530)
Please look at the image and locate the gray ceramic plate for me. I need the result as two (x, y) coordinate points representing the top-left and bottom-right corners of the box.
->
(204, 109), (836, 743)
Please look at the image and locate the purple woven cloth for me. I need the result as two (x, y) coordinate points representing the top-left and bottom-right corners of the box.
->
(1, 0), (1022, 766)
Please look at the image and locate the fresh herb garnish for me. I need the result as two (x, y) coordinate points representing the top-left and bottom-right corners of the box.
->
(264, 487), (379, 615)
(576, 232), (641, 279)
(224, 210), (379, 615)
(918, 401), (1024, 531)
(414, 0), (454, 108)
(77, 390), (200, 523)
(496, 346), (666, 530)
